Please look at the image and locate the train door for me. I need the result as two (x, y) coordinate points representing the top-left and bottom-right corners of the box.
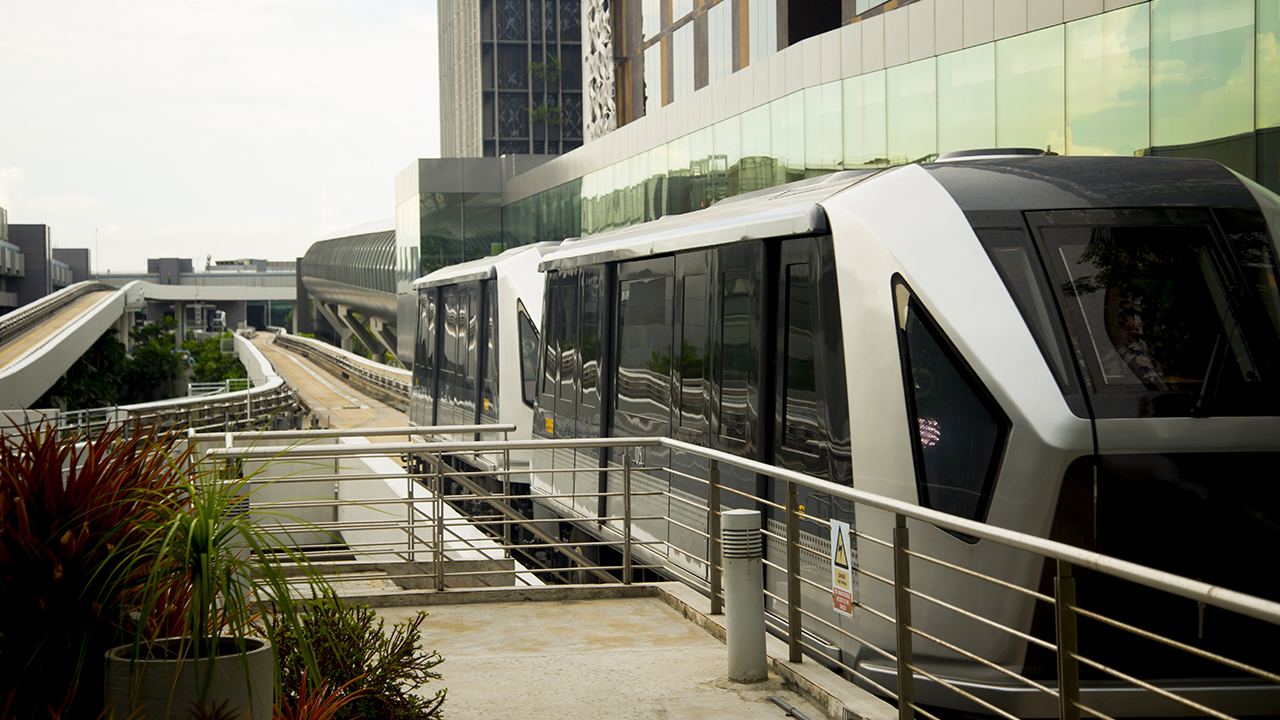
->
(610, 257), (675, 553)
(478, 281), (500, 438)
(532, 267), (609, 521)
(765, 236), (854, 656)
(709, 242), (767, 511)
(412, 287), (438, 427)
(439, 283), (480, 428)
(668, 251), (712, 576)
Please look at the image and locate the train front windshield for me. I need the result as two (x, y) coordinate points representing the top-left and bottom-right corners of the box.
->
(983, 204), (1280, 418)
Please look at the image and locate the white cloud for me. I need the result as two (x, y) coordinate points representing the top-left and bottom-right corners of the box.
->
(0, 0), (439, 272)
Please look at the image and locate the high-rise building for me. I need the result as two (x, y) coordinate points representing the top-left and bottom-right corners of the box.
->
(405, 0), (1278, 295)
(439, 0), (587, 157)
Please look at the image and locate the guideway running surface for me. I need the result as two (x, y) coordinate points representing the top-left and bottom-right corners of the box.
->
(250, 335), (409, 437)
(0, 291), (116, 370)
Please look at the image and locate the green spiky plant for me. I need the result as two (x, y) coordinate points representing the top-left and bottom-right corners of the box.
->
(116, 434), (336, 716)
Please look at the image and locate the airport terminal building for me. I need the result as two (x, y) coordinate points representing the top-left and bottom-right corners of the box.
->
(392, 0), (1277, 289)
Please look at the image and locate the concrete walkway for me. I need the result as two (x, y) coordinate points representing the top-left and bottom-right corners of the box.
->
(361, 583), (896, 720)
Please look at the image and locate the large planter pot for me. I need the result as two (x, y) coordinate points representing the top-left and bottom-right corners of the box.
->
(104, 637), (273, 720)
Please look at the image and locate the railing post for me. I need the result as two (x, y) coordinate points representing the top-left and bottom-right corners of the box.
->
(435, 457), (446, 591)
(503, 430), (512, 554)
(893, 514), (915, 720)
(1055, 560), (1081, 720)
(709, 458), (723, 615)
(622, 449), (633, 585)
(786, 479), (802, 663)
(407, 455), (416, 562)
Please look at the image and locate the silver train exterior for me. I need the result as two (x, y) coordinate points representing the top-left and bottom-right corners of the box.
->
(410, 242), (560, 478)
(516, 155), (1280, 716)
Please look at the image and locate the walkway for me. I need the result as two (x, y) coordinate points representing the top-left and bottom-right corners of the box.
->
(369, 584), (894, 720)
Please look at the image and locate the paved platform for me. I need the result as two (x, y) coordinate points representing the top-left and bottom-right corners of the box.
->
(362, 583), (896, 720)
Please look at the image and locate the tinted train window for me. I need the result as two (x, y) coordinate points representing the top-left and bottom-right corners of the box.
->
(482, 283), (498, 419)
(1032, 208), (1280, 416)
(782, 264), (820, 454)
(540, 281), (562, 405)
(518, 303), (539, 407)
(680, 275), (708, 430)
(894, 278), (1010, 535)
(616, 273), (673, 422)
(719, 269), (752, 442)
(581, 269), (603, 414)
(977, 229), (1073, 388)
(557, 279), (579, 409)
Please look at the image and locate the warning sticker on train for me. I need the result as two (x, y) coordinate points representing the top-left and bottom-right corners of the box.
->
(831, 520), (853, 617)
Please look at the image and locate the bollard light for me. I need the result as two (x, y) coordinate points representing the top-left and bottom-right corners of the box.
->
(723, 508), (767, 683)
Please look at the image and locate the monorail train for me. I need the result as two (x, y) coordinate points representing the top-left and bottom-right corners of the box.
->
(409, 242), (560, 490)
(411, 152), (1280, 716)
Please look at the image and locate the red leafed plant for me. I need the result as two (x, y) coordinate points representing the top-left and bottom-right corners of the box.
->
(0, 421), (190, 719)
(273, 673), (366, 720)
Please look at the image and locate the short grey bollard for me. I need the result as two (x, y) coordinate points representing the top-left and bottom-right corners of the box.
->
(723, 509), (767, 683)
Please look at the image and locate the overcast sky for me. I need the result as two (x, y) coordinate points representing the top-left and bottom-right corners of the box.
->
(0, 0), (439, 274)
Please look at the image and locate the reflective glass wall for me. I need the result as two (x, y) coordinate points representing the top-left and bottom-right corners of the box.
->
(497, 0), (1278, 238)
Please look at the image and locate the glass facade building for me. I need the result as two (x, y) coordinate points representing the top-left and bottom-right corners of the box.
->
(401, 0), (1277, 302)
(440, 0), (585, 157)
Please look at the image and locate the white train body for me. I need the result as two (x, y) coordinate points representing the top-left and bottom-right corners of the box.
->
(530, 156), (1280, 716)
(410, 242), (560, 475)
(411, 155), (1280, 715)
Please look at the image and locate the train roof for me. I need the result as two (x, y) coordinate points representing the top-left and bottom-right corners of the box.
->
(919, 155), (1257, 212)
(539, 155), (1264, 272)
(539, 169), (882, 272)
(413, 241), (562, 289)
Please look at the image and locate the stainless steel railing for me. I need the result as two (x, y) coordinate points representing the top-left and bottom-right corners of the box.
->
(206, 431), (1280, 720)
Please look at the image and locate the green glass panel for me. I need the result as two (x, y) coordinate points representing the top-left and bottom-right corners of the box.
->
(688, 126), (715, 211)
(1151, 0), (1254, 147)
(938, 44), (996, 154)
(1259, 0), (1280, 128)
(739, 104), (774, 192)
(888, 58), (938, 164)
(462, 192), (503, 262)
(843, 71), (888, 168)
(996, 25), (1066, 152)
(715, 115), (743, 198)
(420, 192), (465, 274)
(804, 82), (844, 175)
(1066, 5), (1150, 156)
(771, 93), (806, 185)
(667, 134), (693, 215)
(646, 145), (668, 221)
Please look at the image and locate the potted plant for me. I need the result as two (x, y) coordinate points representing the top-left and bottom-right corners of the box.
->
(102, 432), (332, 720)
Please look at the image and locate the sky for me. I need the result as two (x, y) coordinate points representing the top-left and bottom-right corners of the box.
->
(0, 0), (439, 274)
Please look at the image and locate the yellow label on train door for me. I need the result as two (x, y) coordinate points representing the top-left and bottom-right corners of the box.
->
(545, 417), (554, 434)
(832, 519), (854, 617)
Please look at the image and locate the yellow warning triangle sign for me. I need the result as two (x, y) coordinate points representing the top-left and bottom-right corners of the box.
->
(834, 532), (849, 569)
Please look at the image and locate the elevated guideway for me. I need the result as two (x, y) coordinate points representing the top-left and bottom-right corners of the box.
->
(0, 280), (296, 410)
(0, 281), (131, 409)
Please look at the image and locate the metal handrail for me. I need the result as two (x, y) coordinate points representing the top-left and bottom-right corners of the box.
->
(205, 432), (1280, 719)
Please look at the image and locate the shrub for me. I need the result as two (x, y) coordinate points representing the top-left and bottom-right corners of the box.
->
(270, 593), (445, 720)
